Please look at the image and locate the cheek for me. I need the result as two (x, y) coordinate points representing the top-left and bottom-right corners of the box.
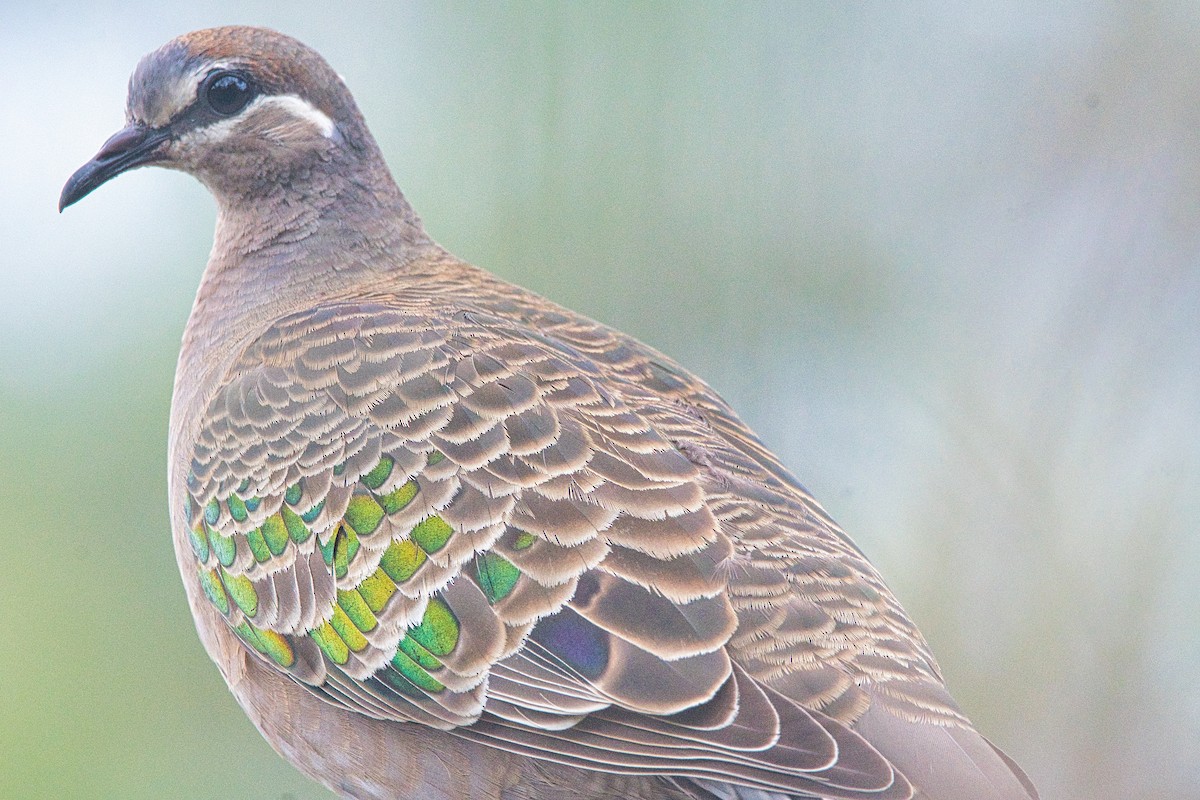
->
(158, 138), (203, 171)
(171, 124), (336, 193)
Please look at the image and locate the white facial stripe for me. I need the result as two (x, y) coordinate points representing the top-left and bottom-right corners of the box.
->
(258, 95), (336, 138)
(178, 114), (239, 147)
(177, 93), (336, 147)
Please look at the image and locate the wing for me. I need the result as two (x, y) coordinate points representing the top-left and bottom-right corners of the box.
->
(182, 300), (914, 798)
(497, 298), (970, 730)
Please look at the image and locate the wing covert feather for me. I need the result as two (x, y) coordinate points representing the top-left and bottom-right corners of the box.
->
(180, 297), (955, 798)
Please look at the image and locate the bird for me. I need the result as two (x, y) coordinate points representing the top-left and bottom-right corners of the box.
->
(60, 26), (1039, 800)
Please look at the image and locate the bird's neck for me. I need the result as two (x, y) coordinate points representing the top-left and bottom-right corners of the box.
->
(174, 150), (442, 437)
(192, 149), (433, 325)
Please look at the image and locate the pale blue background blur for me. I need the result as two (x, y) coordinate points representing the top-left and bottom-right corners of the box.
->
(3, 3), (1198, 799)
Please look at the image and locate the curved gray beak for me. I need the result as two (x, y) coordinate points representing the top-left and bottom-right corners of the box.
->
(59, 124), (171, 211)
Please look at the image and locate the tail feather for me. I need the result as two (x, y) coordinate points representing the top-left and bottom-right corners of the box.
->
(852, 703), (1038, 800)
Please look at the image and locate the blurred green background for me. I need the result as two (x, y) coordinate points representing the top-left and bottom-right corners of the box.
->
(3, 3), (1198, 798)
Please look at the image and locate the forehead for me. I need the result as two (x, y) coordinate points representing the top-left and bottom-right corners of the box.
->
(127, 40), (227, 127)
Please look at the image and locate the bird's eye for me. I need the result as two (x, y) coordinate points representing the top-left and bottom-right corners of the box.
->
(204, 71), (255, 116)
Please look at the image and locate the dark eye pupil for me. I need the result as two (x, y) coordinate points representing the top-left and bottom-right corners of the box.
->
(206, 73), (252, 115)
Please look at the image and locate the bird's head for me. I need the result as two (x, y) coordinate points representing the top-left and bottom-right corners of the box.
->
(60, 26), (376, 211)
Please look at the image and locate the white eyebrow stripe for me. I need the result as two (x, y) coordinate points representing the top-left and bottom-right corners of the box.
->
(177, 93), (337, 147)
(258, 95), (336, 138)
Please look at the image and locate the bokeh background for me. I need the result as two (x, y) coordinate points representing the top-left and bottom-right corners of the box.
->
(3, 3), (1198, 798)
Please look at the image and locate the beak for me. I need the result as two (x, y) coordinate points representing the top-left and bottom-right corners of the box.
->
(59, 123), (171, 212)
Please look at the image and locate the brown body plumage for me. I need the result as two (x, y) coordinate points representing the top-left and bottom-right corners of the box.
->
(62, 27), (1038, 800)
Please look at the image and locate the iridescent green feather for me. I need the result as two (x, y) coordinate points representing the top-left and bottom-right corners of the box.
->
(198, 568), (229, 615)
(379, 539), (426, 583)
(390, 647), (445, 693)
(310, 620), (350, 664)
(329, 605), (369, 652)
(236, 621), (295, 667)
(475, 553), (521, 603)
(227, 494), (248, 522)
(345, 495), (385, 536)
(204, 498), (220, 525)
(398, 635), (442, 670)
(195, 453), (482, 685)
(260, 514), (290, 555)
(357, 568), (398, 612)
(280, 506), (311, 543)
(337, 589), (378, 633)
(336, 524), (360, 572)
(411, 516), (453, 554)
(207, 522), (237, 567)
(256, 628), (294, 667)
(188, 522), (210, 562)
(220, 567), (258, 617)
(320, 529), (338, 564)
(379, 480), (418, 514)
(244, 527), (271, 562)
(379, 667), (425, 697)
(408, 596), (458, 656)
(300, 499), (325, 524)
(361, 455), (394, 490)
